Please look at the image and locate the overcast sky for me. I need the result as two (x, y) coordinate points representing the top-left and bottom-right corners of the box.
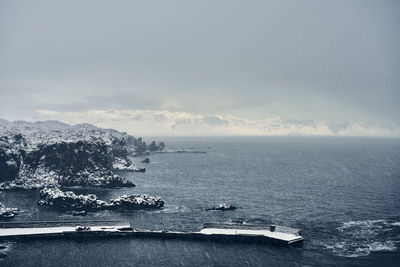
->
(0, 0), (399, 135)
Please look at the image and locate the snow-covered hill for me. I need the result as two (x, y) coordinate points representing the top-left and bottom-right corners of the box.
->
(0, 120), (164, 190)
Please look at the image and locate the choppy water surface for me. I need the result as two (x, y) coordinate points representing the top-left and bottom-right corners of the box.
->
(1, 137), (400, 266)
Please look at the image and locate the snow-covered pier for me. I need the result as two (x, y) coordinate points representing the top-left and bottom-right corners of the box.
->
(0, 221), (303, 247)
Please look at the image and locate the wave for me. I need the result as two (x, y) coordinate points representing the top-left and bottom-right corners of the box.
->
(146, 205), (191, 214)
(323, 219), (400, 257)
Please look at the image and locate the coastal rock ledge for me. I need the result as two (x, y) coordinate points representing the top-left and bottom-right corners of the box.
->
(38, 187), (164, 211)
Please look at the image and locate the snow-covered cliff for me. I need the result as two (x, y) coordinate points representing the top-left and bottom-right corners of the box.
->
(0, 120), (164, 189)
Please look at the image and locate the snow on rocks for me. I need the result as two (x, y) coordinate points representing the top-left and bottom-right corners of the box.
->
(109, 194), (164, 210)
(38, 187), (109, 211)
(38, 187), (164, 211)
(206, 203), (237, 211)
(112, 157), (145, 172)
(0, 203), (20, 219)
(0, 120), (163, 189)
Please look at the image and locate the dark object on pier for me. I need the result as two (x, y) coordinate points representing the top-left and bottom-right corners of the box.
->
(75, 226), (91, 231)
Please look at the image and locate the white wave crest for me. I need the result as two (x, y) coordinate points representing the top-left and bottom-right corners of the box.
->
(146, 205), (191, 214)
(323, 219), (399, 257)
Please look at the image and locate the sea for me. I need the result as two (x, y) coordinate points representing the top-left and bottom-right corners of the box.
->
(1, 136), (400, 266)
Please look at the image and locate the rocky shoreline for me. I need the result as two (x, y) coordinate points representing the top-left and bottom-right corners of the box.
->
(0, 120), (165, 218)
(0, 120), (163, 190)
(38, 187), (164, 211)
(0, 120), (236, 220)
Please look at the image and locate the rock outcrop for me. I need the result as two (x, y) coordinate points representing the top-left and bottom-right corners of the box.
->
(0, 203), (20, 219)
(38, 187), (164, 211)
(38, 187), (109, 211)
(206, 203), (236, 211)
(109, 194), (164, 210)
(113, 158), (146, 172)
(141, 158), (150, 163)
(0, 120), (164, 189)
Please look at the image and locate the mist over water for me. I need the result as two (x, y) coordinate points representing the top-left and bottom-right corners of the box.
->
(1, 136), (400, 266)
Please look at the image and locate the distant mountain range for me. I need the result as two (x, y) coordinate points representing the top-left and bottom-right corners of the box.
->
(26, 110), (400, 137)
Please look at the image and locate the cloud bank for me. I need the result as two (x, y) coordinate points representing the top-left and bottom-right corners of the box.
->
(36, 109), (400, 137)
(1, 1), (399, 127)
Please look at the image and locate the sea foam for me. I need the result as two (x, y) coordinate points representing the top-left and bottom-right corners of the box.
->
(323, 219), (399, 257)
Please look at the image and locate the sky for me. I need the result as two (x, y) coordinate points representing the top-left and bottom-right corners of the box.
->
(0, 0), (399, 136)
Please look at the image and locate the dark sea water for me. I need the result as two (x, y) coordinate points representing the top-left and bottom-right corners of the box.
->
(1, 137), (400, 266)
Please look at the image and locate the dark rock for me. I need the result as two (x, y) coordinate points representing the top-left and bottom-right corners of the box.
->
(141, 158), (150, 163)
(0, 203), (20, 219)
(148, 141), (165, 152)
(136, 167), (146, 172)
(0, 135), (24, 182)
(206, 203), (236, 211)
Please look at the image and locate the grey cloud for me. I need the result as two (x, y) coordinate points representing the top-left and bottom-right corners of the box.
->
(202, 116), (230, 127)
(328, 122), (352, 134)
(0, 0), (399, 128)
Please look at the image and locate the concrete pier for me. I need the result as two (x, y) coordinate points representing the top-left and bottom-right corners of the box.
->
(0, 221), (304, 247)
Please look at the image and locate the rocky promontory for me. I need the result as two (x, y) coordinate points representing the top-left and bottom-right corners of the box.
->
(0, 120), (164, 190)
